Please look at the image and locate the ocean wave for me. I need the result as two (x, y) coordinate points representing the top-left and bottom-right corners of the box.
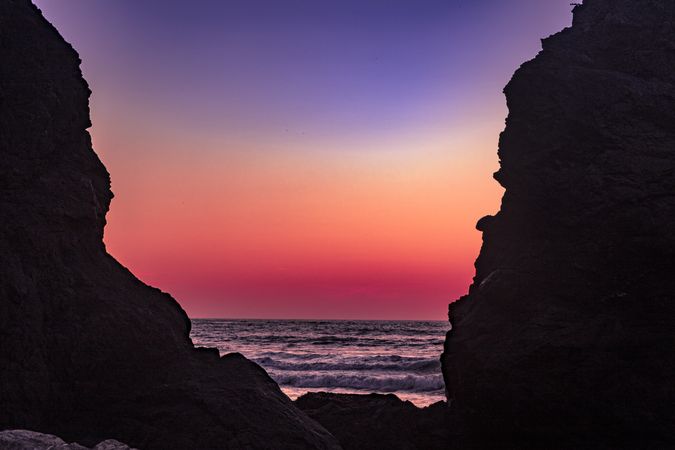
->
(253, 356), (440, 373)
(272, 372), (445, 393)
(194, 332), (444, 349)
(257, 351), (327, 360)
(229, 334), (442, 346)
(310, 335), (361, 345)
(190, 319), (451, 402)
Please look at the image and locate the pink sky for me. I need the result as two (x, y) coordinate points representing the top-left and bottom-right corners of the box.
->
(35, 0), (572, 319)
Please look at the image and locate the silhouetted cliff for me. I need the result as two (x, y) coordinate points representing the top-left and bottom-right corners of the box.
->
(442, 0), (675, 447)
(0, 2), (339, 448)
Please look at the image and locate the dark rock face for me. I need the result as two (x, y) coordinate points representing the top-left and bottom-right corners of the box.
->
(295, 393), (451, 450)
(0, 2), (339, 449)
(0, 429), (134, 450)
(442, 0), (675, 447)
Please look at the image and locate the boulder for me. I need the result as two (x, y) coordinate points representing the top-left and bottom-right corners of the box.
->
(296, 393), (450, 449)
(0, 429), (133, 450)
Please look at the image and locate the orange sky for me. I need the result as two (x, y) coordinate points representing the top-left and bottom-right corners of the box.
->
(99, 118), (502, 319)
(35, 0), (572, 319)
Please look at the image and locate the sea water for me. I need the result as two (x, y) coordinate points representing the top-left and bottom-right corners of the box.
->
(190, 319), (450, 407)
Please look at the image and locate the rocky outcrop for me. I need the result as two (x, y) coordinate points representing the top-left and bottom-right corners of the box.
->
(442, 0), (675, 448)
(295, 393), (451, 450)
(0, 2), (339, 449)
(0, 430), (134, 450)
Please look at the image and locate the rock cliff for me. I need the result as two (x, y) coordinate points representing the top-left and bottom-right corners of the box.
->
(442, 0), (675, 447)
(0, 2), (339, 448)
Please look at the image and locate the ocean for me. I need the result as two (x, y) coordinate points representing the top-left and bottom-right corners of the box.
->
(190, 319), (450, 407)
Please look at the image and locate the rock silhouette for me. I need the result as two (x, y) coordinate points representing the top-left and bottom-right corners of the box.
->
(0, 430), (134, 450)
(442, 0), (675, 448)
(0, 2), (339, 448)
(4, 0), (675, 448)
(296, 393), (451, 450)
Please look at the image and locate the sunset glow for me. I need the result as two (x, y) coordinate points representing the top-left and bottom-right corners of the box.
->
(34, 0), (573, 319)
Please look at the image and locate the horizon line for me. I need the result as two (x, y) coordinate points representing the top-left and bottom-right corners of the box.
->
(189, 317), (448, 322)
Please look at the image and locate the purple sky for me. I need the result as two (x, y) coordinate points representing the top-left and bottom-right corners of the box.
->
(33, 0), (574, 319)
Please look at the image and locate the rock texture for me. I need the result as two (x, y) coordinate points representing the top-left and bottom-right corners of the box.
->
(0, 2), (339, 449)
(295, 393), (451, 450)
(442, 0), (675, 448)
(0, 430), (134, 450)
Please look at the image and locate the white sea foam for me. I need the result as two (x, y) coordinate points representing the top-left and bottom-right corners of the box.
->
(271, 372), (445, 393)
(253, 355), (440, 373)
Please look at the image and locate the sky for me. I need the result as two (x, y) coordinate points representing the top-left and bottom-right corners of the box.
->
(34, 0), (573, 320)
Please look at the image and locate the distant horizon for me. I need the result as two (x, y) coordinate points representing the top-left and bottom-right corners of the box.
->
(34, 0), (573, 319)
(190, 316), (448, 322)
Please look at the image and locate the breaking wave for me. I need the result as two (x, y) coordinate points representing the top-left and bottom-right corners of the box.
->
(253, 355), (440, 373)
(272, 372), (445, 393)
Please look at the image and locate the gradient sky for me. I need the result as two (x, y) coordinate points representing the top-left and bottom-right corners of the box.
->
(34, 0), (573, 320)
